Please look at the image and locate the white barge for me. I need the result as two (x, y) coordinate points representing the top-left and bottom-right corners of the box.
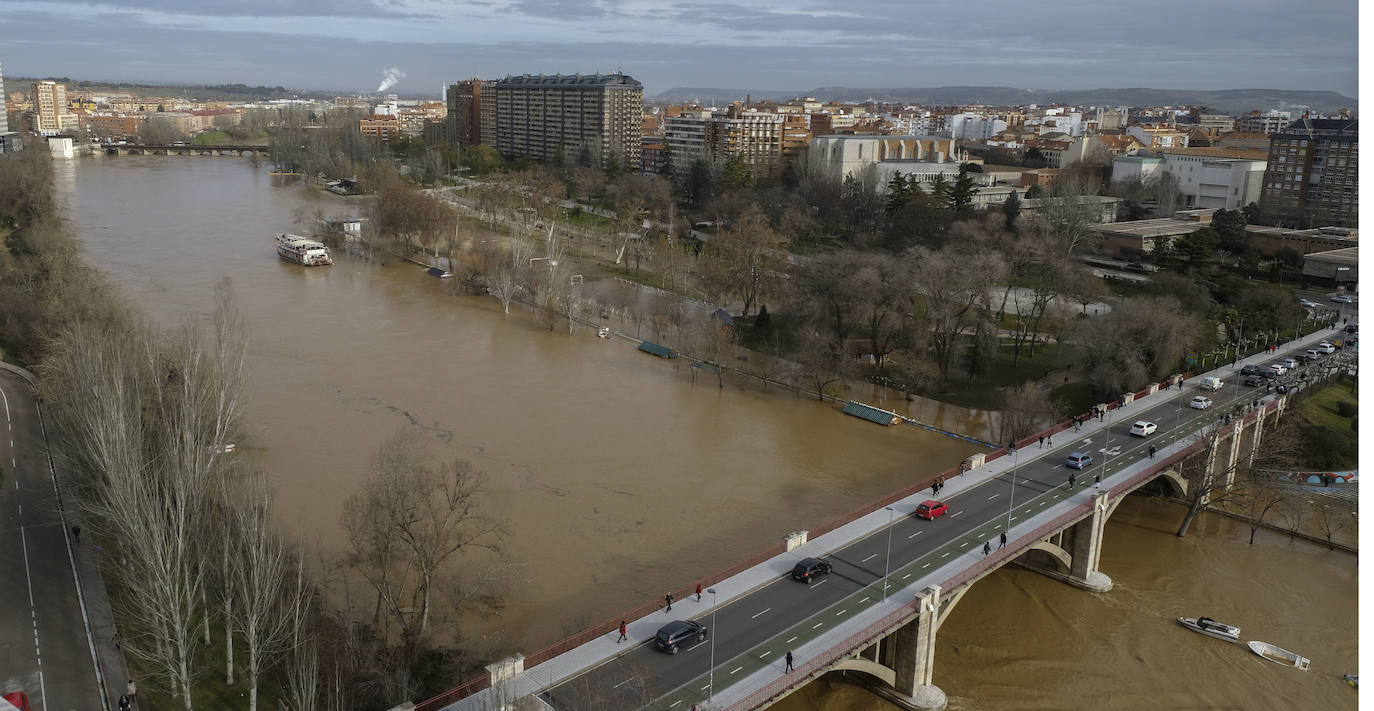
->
(276, 233), (333, 266)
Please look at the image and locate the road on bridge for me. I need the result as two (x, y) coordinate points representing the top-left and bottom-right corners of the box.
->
(0, 370), (110, 710)
(539, 344), (1349, 710)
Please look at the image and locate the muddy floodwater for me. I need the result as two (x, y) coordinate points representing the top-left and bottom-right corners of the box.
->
(53, 156), (983, 655)
(54, 157), (1355, 710)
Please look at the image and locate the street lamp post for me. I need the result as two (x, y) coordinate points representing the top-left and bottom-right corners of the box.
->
(707, 587), (718, 701)
(1006, 447), (1020, 530)
(1097, 406), (1112, 488)
(882, 506), (895, 600)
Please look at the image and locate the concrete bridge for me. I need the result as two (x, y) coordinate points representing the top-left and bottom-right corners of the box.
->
(420, 328), (1350, 711)
(98, 143), (267, 156)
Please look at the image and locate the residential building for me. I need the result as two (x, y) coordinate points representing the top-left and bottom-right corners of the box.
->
(0, 60), (18, 153)
(446, 78), (493, 147)
(946, 112), (1008, 140)
(398, 102), (446, 138)
(1197, 114), (1235, 134)
(706, 104), (783, 173)
(1126, 123), (1189, 148)
(663, 108), (711, 174)
(1057, 134), (1144, 168)
(359, 114), (400, 140)
(87, 112), (145, 139)
(492, 73), (643, 170)
(1237, 110), (1293, 134)
(1259, 118), (1358, 227)
(641, 139), (667, 174)
(0, 61), (7, 133)
(31, 80), (78, 135)
(780, 113), (811, 168)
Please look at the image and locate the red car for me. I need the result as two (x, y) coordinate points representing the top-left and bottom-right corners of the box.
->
(3, 692), (32, 711)
(914, 500), (949, 520)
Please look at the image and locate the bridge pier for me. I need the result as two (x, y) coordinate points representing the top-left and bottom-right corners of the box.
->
(1017, 491), (1114, 593)
(890, 585), (947, 711)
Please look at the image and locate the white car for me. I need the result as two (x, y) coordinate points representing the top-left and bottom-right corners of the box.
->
(1283, 357), (1299, 369)
(1190, 396), (1213, 410)
(1269, 364), (1288, 375)
(1331, 295), (1354, 304)
(1129, 420), (1158, 436)
(1318, 342), (1336, 354)
(1299, 298), (1317, 308)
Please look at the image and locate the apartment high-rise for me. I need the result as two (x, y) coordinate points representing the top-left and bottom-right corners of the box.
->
(1259, 118), (1358, 228)
(32, 80), (77, 135)
(0, 61), (8, 133)
(445, 78), (494, 147)
(492, 73), (642, 170)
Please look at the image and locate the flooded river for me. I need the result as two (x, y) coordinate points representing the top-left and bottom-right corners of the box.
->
(53, 157), (1356, 709)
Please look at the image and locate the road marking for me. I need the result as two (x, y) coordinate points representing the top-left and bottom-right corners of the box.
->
(860, 596), (870, 604)
(20, 526), (48, 711)
(759, 650), (772, 658)
(922, 563), (931, 569)
(959, 542), (967, 548)
(613, 678), (634, 689)
(941, 552), (950, 558)
(836, 609), (848, 616)
(811, 578), (828, 588)
(1011, 516), (1019, 522)
(730, 666), (743, 675)
(862, 553), (877, 563)
(751, 608), (771, 619)
(669, 701), (682, 708)
(951, 510), (963, 517)
(908, 531), (922, 539)
(987, 493), (999, 500)
(786, 636), (797, 644)
(902, 573), (912, 579)
(812, 622), (823, 629)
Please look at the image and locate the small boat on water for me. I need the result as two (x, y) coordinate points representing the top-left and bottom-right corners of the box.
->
(1246, 641), (1310, 670)
(1177, 616), (1240, 643)
(276, 233), (333, 266)
(1343, 673), (1357, 689)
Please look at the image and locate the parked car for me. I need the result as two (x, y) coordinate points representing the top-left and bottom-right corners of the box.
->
(1331, 295), (1354, 304)
(1129, 420), (1157, 436)
(1319, 341), (1337, 354)
(1065, 452), (1093, 469)
(1190, 396), (1213, 410)
(1268, 363), (1288, 375)
(914, 500), (950, 520)
(1283, 357), (1299, 369)
(655, 620), (708, 654)
(1303, 350), (1323, 362)
(791, 557), (833, 584)
(1243, 375), (1267, 387)
(1240, 364), (1265, 377)
(1198, 377), (1224, 391)
(1344, 324), (1358, 334)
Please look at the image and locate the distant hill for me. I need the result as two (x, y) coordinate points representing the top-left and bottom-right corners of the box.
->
(6, 76), (340, 102)
(653, 86), (1357, 115)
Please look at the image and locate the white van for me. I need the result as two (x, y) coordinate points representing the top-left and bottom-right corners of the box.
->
(1199, 377), (1224, 391)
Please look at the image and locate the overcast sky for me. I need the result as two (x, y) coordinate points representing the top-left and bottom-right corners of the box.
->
(0, 0), (1359, 99)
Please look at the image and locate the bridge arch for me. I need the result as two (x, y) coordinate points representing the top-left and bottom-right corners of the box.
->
(1023, 540), (1072, 571)
(832, 657), (897, 687)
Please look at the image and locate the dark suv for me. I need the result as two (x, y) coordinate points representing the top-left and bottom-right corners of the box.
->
(655, 620), (707, 654)
(1240, 364), (1265, 377)
(791, 557), (833, 584)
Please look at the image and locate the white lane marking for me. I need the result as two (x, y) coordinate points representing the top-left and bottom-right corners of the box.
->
(862, 553), (877, 563)
(859, 597), (870, 604)
(1011, 516), (1019, 522)
(811, 578), (828, 588)
(729, 666), (743, 675)
(836, 609), (848, 616)
(786, 636), (797, 644)
(751, 608), (771, 619)
(812, 622), (823, 630)
(670, 701), (682, 708)
(941, 552), (950, 558)
(908, 531), (922, 539)
(987, 493), (999, 500)
(902, 573), (912, 579)
(951, 510), (963, 517)
(613, 678), (634, 689)
(922, 563), (931, 569)
(20, 526), (48, 711)
(759, 650), (772, 658)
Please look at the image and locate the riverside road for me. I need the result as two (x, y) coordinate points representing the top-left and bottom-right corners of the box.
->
(0, 369), (106, 711)
(541, 366), (1312, 710)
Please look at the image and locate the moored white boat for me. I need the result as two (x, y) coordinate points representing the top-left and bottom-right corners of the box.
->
(1177, 616), (1240, 643)
(276, 233), (333, 266)
(1246, 640), (1310, 670)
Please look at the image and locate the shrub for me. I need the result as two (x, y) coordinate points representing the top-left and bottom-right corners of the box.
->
(1335, 401), (1357, 418)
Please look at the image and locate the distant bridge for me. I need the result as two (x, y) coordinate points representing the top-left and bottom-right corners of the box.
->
(98, 143), (267, 156)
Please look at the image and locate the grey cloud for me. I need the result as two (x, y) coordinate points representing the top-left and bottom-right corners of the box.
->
(11, 0), (427, 19)
(511, 0), (604, 19)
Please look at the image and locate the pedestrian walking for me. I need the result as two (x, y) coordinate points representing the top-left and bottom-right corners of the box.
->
(1074, 417), (1081, 432)
(999, 532), (1006, 549)
(1094, 472), (1101, 488)
(665, 593), (673, 612)
(127, 680), (137, 702)
(72, 525), (81, 543)
(1047, 434), (1053, 446)
(785, 650), (795, 672)
(617, 620), (628, 643)
(1148, 445), (1156, 459)
(696, 583), (703, 601)
(983, 541), (991, 556)
(1069, 472), (1076, 488)
(1038, 435), (1045, 449)
(118, 696), (131, 711)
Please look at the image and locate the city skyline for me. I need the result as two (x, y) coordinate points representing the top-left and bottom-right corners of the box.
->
(0, 0), (1359, 97)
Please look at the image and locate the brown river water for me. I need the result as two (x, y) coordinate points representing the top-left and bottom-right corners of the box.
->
(53, 157), (1357, 708)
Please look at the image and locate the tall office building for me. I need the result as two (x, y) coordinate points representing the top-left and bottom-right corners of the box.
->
(1259, 118), (1358, 228)
(0, 60), (18, 154)
(492, 73), (642, 170)
(0, 61), (8, 132)
(32, 80), (77, 135)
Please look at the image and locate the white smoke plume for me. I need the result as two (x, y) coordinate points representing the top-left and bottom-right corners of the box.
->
(377, 67), (406, 93)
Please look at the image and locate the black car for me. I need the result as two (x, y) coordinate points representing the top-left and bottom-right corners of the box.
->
(1243, 375), (1266, 387)
(1240, 364), (1265, 377)
(655, 620), (707, 654)
(1345, 324), (1358, 334)
(791, 557), (834, 584)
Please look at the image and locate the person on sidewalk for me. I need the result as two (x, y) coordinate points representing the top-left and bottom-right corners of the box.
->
(1069, 472), (1077, 488)
(983, 541), (992, 556)
(999, 532), (1007, 549)
(1094, 472), (1101, 488)
(72, 525), (81, 543)
(1148, 445), (1156, 459)
(664, 593), (673, 612)
(785, 650), (794, 672)
(126, 680), (137, 703)
(696, 583), (703, 602)
(617, 620), (627, 643)
(1038, 435), (1045, 449)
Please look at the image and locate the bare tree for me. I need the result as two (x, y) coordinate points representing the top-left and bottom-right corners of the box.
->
(1232, 476), (1286, 545)
(484, 234), (531, 315)
(1310, 501), (1349, 550)
(1275, 491), (1310, 542)
(997, 382), (1055, 443)
(907, 245), (1007, 381)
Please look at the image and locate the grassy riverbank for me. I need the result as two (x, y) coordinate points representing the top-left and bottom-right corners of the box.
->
(1294, 376), (1358, 469)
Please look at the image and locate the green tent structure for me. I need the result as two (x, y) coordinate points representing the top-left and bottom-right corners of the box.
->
(637, 341), (675, 359)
